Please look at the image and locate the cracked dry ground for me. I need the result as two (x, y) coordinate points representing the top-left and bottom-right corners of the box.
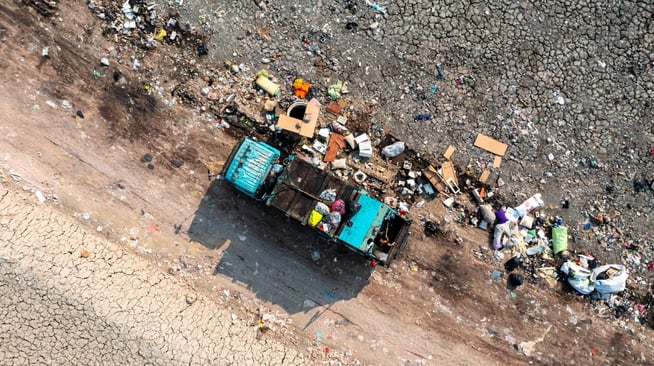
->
(0, 187), (303, 365)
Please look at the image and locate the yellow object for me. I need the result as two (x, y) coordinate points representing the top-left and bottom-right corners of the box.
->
(308, 210), (323, 227)
(293, 78), (310, 99)
(256, 75), (280, 96)
(154, 29), (167, 41)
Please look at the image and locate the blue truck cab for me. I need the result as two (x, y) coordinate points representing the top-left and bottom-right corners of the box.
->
(224, 137), (411, 265)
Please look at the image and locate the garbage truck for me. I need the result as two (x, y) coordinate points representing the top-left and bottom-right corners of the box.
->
(222, 137), (411, 265)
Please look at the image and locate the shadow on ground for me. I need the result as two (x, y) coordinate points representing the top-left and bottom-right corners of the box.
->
(187, 178), (374, 314)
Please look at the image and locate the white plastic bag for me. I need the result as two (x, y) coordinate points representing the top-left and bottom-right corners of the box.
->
(560, 260), (594, 295)
(591, 265), (628, 294)
(319, 188), (337, 203)
(314, 202), (330, 215)
(381, 141), (405, 159)
(514, 193), (544, 217)
(324, 211), (341, 226)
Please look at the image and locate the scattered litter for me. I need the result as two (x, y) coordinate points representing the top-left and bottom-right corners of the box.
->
(365, 0), (386, 14)
(304, 299), (316, 308)
(311, 250), (321, 261)
(35, 191), (46, 203)
(491, 270), (503, 280)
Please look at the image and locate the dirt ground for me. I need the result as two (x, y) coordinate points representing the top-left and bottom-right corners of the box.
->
(1, 1), (653, 365)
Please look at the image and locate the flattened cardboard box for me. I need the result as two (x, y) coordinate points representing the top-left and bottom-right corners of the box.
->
(443, 145), (456, 160)
(474, 134), (508, 156)
(493, 156), (502, 168)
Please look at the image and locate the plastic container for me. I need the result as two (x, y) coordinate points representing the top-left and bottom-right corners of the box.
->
(256, 75), (280, 96)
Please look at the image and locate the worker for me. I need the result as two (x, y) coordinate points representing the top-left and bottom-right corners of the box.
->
(375, 234), (394, 249)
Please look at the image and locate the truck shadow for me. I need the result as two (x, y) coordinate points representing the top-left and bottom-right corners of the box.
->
(187, 178), (374, 315)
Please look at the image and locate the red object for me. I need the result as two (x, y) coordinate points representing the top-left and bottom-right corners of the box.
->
(649, 147), (654, 155)
(324, 347), (329, 353)
(648, 262), (654, 272)
(590, 348), (597, 356)
(147, 224), (160, 233)
(326, 102), (341, 116)
(331, 199), (346, 215)
(370, 259), (377, 266)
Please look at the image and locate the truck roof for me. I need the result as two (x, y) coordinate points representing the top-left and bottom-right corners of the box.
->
(336, 191), (386, 253)
(224, 138), (280, 198)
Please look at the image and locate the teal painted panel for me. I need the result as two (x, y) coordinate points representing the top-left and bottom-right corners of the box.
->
(337, 192), (385, 254)
(225, 138), (280, 197)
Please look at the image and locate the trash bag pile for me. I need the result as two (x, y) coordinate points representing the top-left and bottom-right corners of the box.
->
(481, 193), (630, 298)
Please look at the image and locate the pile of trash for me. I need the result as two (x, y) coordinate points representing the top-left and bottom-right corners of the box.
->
(87, 0), (208, 52)
(476, 193), (631, 301)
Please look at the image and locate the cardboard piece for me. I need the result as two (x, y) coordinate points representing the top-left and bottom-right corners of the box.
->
(440, 161), (458, 186)
(326, 102), (341, 116)
(443, 145), (456, 160)
(276, 98), (321, 137)
(479, 169), (490, 184)
(344, 133), (356, 149)
(493, 156), (502, 168)
(474, 134), (508, 156)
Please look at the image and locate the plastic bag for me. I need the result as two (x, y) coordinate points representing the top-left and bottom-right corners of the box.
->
(551, 226), (568, 254)
(495, 208), (508, 224)
(592, 265), (628, 294)
(381, 141), (405, 159)
(314, 202), (330, 215)
(560, 260), (594, 295)
(398, 201), (410, 215)
(492, 222), (512, 250)
(324, 211), (341, 226)
(319, 188), (337, 203)
(479, 204), (496, 224)
(308, 210), (323, 227)
(331, 199), (346, 215)
(514, 193), (544, 217)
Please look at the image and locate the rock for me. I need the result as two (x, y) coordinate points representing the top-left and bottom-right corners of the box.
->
(185, 293), (197, 305)
(80, 249), (91, 258)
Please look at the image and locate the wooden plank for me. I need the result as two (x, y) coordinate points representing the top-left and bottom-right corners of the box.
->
(474, 134), (508, 156)
(422, 165), (446, 193)
(492, 156), (502, 168)
(479, 169), (490, 184)
(323, 133), (345, 162)
(443, 145), (456, 160)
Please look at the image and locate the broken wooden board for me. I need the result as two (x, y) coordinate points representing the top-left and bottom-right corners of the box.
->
(348, 156), (395, 185)
(443, 145), (456, 160)
(474, 134), (508, 156)
(492, 156), (502, 168)
(422, 165), (446, 193)
(479, 169), (490, 184)
(323, 133), (346, 162)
